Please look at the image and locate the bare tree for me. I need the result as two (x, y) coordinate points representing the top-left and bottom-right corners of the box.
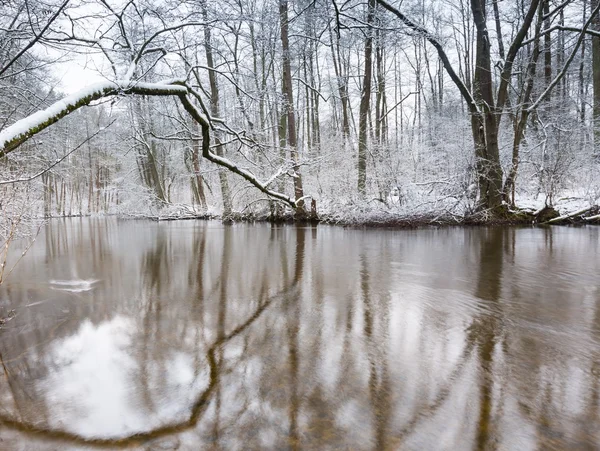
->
(357, 0), (376, 196)
(376, 0), (540, 211)
(593, 0), (600, 152)
(279, 0), (306, 214)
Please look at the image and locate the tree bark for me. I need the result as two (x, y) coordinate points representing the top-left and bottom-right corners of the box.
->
(201, 0), (233, 216)
(593, 0), (600, 154)
(504, 2), (544, 206)
(471, 0), (503, 209)
(279, 0), (306, 213)
(358, 0), (376, 196)
(329, 25), (351, 140)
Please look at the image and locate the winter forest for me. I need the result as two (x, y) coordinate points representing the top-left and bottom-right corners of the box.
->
(3, 1), (600, 447)
(1, 0), (600, 231)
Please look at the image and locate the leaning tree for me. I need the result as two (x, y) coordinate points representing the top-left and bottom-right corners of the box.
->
(0, 0), (306, 211)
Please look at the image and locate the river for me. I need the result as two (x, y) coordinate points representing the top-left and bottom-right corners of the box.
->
(0, 218), (599, 450)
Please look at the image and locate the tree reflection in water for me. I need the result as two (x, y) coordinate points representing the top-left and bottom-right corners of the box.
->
(470, 228), (505, 450)
(0, 220), (599, 450)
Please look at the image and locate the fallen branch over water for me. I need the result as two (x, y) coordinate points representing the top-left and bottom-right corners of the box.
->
(544, 206), (599, 225)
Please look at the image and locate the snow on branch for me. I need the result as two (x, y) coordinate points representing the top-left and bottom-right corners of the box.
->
(0, 120), (115, 185)
(0, 79), (299, 208)
(375, 0), (480, 115)
(528, 1), (600, 112)
(0, 80), (187, 158)
(178, 93), (298, 208)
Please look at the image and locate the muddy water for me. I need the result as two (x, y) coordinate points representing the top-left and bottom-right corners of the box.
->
(0, 219), (599, 450)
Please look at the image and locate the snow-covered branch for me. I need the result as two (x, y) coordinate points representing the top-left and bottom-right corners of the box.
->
(0, 78), (299, 208)
(0, 80), (187, 157)
(178, 93), (298, 208)
(528, 1), (600, 112)
(375, 0), (480, 115)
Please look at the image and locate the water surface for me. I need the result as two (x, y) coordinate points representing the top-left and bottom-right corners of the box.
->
(0, 219), (599, 450)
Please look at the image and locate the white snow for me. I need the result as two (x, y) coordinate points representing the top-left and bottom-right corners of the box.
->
(0, 80), (188, 152)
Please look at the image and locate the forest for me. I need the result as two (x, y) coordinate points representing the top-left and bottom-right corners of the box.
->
(2, 2), (600, 447)
(1, 0), (600, 233)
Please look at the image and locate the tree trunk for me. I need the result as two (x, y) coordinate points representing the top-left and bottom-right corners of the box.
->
(504, 3), (544, 206)
(329, 22), (351, 140)
(279, 0), (305, 213)
(593, 0), (600, 154)
(132, 96), (167, 204)
(543, 0), (552, 88)
(190, 119), (208, 210)
(492, 0), (505, 60)
(471, 0), (503, 210)
(358, 0), (376, 196)
(201, 0), (233, 216)
(375, 27), (387, 145)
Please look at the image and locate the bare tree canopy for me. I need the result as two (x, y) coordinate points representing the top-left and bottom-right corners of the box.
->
(1, 0), (599, 222)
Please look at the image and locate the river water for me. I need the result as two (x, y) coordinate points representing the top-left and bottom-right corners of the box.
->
(0, 219), (599, 450)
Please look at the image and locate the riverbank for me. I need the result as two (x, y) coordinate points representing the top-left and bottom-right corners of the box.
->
(140, 204), (600, 228)
(29, 199), (600, 229)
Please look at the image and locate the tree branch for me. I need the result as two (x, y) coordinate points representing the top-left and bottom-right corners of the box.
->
(178, 93), (298, 208)
(0, 120), (115, 185)
(528, 1), (600, 111)
(0, 81), (187, 157)
(0, 0), (70, 78)
(375, 0), (479, 115)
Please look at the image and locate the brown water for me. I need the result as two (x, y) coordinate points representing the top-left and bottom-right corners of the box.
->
(0, 219), (599, 450)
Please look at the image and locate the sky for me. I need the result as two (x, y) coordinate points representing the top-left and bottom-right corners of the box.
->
(55, 54), (107, 94)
